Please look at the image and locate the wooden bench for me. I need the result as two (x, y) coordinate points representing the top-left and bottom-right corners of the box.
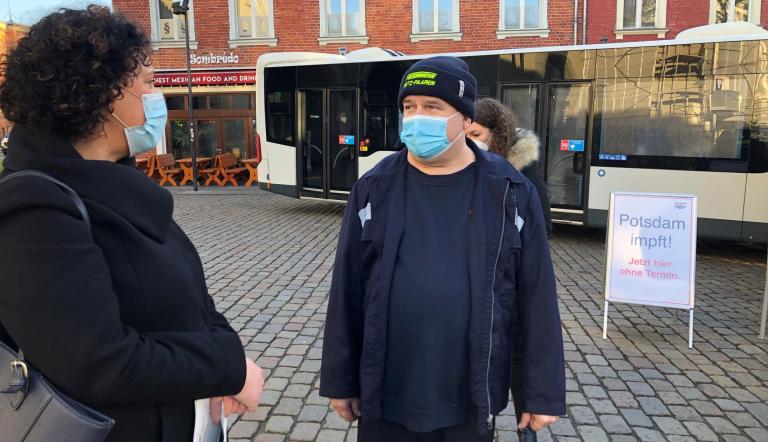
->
(199, 155), (222, 186)
(135, 152), (157, 178)
(156, 153), (182, 186)
(241, 158), (260, 187)
(201, 153), (248, 186)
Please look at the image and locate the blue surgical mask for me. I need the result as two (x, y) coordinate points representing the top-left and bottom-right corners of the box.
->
(400, 113), (461, 160)
(113, 91), (168, 157)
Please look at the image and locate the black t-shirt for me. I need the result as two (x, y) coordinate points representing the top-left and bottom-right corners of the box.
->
(382, 162), (476, 433)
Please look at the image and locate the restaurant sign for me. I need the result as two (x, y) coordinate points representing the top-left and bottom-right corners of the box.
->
(191, 52), (240, 65)
(155, 71), (256, 86)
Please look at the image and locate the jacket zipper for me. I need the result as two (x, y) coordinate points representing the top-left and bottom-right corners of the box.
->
(486, 182), (509, 431)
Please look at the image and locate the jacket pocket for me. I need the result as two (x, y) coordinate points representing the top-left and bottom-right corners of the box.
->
(359, 212), (382, 306)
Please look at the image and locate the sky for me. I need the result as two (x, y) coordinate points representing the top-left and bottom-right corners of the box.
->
(0, 0), (112, 26)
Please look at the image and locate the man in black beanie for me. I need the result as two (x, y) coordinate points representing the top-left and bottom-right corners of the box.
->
(321, 56), (565, 442)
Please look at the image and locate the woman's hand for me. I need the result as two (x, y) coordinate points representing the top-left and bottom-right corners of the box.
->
(233, 357), (265, 412)
(210, 396), (248, 424)
(209, 358), (264, 424)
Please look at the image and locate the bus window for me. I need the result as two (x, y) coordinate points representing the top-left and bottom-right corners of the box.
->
(464, 55), (498, 99)
(364, 107), (385, 150)
(363, 104), (402, 155)
(595, 74), (750, 160)
(267, 91), (294, 145)
(265, 67), (296, 145)
(501, 84), (539, 132)
(361, 85), (402, 155)
(389, 107), (401, 147)
(359, 61), (409, 155)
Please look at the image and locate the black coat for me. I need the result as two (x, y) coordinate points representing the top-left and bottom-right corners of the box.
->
(0, 126), (246, 442)
(520, 163), (552, 238)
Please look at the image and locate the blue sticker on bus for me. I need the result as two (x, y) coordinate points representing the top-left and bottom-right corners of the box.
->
(568, 140), (585, 152)
(339, 135), (355, 145)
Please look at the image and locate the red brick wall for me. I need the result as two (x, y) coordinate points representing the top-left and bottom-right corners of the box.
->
(113, 0), (582, 71)
(0, 22), (28, 137)
(586, 0), (768, 44)
(762, 0), (768, 25)
(113, 0), (768, 71)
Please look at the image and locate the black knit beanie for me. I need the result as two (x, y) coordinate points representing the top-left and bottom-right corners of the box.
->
(397, 56), (477, 120)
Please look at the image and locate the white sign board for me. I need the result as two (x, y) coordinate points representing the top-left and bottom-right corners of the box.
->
(603, 192), (698, 348)
(605, 192), (697, 309)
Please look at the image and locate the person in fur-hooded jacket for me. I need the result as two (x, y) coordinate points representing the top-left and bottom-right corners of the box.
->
(466, 98), (552, 237)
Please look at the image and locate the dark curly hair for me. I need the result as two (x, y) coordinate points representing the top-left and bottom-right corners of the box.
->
(474, 98), (517, 159)
(0, 5), (150, 142)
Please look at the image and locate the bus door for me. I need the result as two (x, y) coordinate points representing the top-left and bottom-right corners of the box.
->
(500, 82), (591, 224)
(543, 82), (590, 223)
(299, 88), (358, 200)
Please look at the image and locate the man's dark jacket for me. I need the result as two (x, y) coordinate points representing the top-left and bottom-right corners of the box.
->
(320, 141), (566, 434)
(0, 126), (246, 441)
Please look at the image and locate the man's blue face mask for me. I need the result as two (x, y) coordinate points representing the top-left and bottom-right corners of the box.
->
(112, 89), (168, 157)
(400, 113), (462, 160)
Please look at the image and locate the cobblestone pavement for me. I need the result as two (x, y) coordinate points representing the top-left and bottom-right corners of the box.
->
(171, 188), (768, 442)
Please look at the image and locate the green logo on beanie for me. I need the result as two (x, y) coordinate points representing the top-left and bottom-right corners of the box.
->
(402, 71), (437, 88)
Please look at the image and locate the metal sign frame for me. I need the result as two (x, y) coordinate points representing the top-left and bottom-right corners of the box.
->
(760, 248), (767, 340)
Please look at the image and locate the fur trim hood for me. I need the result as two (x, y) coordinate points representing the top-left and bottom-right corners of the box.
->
(507, 129), (540, 171)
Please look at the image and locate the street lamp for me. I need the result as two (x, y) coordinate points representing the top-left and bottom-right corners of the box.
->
(172, 0), (198, 191)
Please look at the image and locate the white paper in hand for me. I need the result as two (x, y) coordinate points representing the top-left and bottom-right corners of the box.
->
(193, 399), (228, 442)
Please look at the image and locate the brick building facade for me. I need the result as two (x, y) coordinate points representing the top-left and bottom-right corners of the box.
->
(587, 0), (767, 44)
(115, 0), (585, 70)
(110, 0), (768, 160)
(113, 1), (768, 70)
(0, 21), (29, 138)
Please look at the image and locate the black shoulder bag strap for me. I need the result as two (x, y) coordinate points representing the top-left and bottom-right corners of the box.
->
(0, 170), (91, 229)
(0, 169), (91, 407)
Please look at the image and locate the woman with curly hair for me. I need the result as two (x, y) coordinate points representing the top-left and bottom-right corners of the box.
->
(466, 98), (552, 237)
(0, 6), (263, 441)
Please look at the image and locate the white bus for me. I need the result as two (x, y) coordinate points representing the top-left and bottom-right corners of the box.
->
(255, 26), (768, 243)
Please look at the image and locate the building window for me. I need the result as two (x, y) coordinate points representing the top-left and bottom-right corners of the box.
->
(323, 0), (364, 36)
(622, 0), (656, 28)
(319, 0), (368, 44)
(614, 0), (667, 39)
(150, 0), (197, 49)
(711, 0), (761, 24)
(229, 0), (277, 46)
(503, 0), (544, 29)
(411, 0), (461, 41)
(497, 0), (549, 38)
(165, 93), (257, 160)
